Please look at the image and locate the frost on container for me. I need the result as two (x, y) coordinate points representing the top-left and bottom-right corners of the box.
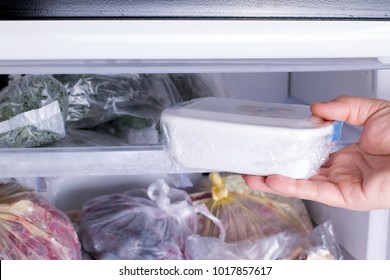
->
(161, 97), (343, 179)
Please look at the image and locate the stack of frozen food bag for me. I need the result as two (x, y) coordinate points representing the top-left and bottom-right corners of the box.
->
(0, 73), (230, 148)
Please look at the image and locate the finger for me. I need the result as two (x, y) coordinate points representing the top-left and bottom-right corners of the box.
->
(264, 175), (347, 208)
(310, 95), (390, 126)
(243, 175), (285, 196)
(314, 166), (330, 176)
(309, 174), (330, 181)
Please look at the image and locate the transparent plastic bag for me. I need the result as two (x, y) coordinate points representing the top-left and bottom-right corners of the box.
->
(185, 231), (298, 260)
(55, 74), (183, 145)
(192, 173), (312, 243)
(304, 220), (343, 260)
(185, 221), (342, 260)
(48, 128), (129, 147)
(80, 179), (224, 260)
(95, 115), (160, 145)
(221, 173), (313, 234)
(0, 181), (81, 260)
(0, 75), (68, 147)
(169, 73), (232, 101)
(56, 74), (182, 127)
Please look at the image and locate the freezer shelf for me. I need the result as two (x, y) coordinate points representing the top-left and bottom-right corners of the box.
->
(1, 58), (390, 74)
(0, 147), (206, 177)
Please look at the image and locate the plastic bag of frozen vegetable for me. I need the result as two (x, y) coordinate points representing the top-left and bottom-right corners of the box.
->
(0, 75), (68, 148)
(57, 74), (181, 125)
(54, 74), (183, 145)
(169, 73), (231, 101)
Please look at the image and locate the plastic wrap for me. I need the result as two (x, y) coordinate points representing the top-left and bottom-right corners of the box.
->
(0, 75), (68, 147)
(56, 74), (182, 145)
(169, 74), (231, 101)
(161, 97), (343, 179)
(80, 179), (224, 260)
(185, 221), (342, 260)
(0, 182), (81, 260)
(192, 173), (312, 243)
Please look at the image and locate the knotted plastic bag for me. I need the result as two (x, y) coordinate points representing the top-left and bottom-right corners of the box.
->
(80, 179), (224, 260)
(0, 182), (81, 259)
(192, 173), (312, 243)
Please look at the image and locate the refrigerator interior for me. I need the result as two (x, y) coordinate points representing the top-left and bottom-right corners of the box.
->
(1, 67), (390, 260)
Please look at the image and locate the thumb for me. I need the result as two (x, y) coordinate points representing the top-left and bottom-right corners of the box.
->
(310, 95), (390, 126)
(311, 95), (390, 155)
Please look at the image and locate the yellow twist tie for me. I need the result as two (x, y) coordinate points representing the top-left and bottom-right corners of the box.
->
(210, 173), (229, 201)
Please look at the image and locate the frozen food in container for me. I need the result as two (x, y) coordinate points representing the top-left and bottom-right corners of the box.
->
(161, 97), (342, 179)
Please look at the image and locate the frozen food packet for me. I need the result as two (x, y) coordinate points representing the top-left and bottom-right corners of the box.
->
(222, 173), (313, 233)
(96, 115), (160, 145)
(169, 73), (232, 101)
(0, 181), (81, 260)
(80, 179), (224, 260)
(303, 220), (343, 260)
(0, 75), (68, 147)
(55, 74), (182, 128)
(192, 173), (312, 243)
(185, 220), (342, 260)
(185, 231), (299, 260)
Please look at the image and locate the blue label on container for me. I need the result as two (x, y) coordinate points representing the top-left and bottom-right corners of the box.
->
(331, 121), (343, 142)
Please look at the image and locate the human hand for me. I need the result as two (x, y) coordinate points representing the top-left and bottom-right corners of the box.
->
(243, 96), (390, 210)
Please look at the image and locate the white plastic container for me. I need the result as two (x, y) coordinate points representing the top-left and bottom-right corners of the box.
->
(161, 97), (342, 179)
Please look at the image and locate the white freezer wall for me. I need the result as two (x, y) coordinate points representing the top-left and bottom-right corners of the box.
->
(222, 73), (289, 102)
(290, 70), (376, 102)
(290, 70), (390, 102)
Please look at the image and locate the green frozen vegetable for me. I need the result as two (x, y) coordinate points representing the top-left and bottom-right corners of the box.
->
(0, 75), (68, 148)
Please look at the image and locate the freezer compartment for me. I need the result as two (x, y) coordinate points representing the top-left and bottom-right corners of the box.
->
(0, 70), (374, 177)
(1, 68), (389, 260)
(20, 172), (388, 260)
(19, 173), (339, 260)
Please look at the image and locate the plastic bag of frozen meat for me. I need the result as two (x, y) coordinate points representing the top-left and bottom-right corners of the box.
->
(80, 179), (224, 260)
(191, 173), (313, 243)
(185, 220), (342, 260)
(0, 182), (81, 259)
